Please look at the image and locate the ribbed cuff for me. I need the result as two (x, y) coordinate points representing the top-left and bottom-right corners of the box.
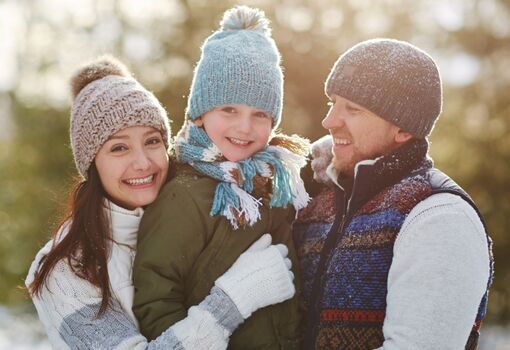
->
(215, 245), (294, 319)
(199, 286), (244, 333)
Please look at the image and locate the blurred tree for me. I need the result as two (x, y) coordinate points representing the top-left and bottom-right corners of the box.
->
(0, 0), (508, 326)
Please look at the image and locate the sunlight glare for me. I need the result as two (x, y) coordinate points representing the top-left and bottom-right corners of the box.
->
(284, 7), (314, 32)
(119, 0), (187, 26)
(0, 1), (24, 92)
(321, 8), (344, 30)
(439, 53), (480, 86)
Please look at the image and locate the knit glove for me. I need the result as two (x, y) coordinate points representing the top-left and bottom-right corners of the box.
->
(215, 234), (295, 319)
(311, 135), (334, 186)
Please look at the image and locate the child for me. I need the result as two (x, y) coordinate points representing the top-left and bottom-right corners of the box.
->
(133, 6), (309, 349)
(26, 56), (297, 350)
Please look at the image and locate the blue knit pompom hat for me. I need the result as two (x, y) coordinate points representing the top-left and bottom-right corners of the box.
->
(186, 6), (283, 127)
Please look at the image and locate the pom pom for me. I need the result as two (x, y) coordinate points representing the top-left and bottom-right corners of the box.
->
(70, 55), (131, 100)
(220, 5), (271, 35)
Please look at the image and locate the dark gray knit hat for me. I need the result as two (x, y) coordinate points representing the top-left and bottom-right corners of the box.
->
(70, 56), (171, 179)
(326, 38), (442, 138)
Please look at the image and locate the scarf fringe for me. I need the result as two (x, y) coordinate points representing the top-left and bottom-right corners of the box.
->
(211, 183), (262, 229)
(229, 184), (262, 229)
(176, 122), (311, 228)
(268, 145), (311, 214)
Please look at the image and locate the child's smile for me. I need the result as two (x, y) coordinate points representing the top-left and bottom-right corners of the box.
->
(196, 104), (273, 161)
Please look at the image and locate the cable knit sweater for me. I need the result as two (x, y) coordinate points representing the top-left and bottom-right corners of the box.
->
(25, 201), (244, 350)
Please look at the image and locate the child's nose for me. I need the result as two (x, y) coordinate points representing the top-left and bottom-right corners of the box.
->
(236, 114), (253, 133)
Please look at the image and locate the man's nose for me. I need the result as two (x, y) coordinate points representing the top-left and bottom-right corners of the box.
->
(322, 106), (344, 130)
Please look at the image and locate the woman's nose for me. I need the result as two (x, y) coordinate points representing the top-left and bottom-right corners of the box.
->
(132, 149), (151, 171)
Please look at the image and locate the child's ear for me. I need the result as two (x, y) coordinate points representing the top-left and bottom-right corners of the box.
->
(194, 117), (204, 127)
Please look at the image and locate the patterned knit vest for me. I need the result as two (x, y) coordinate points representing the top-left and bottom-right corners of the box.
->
(294, 139), (493, 350)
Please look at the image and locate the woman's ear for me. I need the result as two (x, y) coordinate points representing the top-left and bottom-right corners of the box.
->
(395, 129), (413, 144)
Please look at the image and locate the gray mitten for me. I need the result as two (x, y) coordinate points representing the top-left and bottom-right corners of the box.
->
(311, 135), (334, 186)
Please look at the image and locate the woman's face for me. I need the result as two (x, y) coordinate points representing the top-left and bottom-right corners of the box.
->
(94, 126), (169, 210)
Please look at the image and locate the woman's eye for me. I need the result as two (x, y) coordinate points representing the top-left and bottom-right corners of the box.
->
(111, 145), (127, 152)
(146, 137), (162, 146)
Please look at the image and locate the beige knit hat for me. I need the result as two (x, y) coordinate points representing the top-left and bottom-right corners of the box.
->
(70, 56), (171, 179)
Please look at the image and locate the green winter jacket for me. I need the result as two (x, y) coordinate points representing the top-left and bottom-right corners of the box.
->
(132, 165), (303, 349)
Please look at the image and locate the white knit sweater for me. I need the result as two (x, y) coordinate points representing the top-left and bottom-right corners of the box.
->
(376, 193), (490, 350)
(26, 201), (243, 350)
(325, 161), (491, 349)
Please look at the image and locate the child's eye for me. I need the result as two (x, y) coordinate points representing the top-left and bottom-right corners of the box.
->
(221, 106), (237, 113)
(254, 111), (270, 119)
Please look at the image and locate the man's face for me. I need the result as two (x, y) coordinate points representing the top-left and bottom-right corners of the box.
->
(322, 94), (402, 177)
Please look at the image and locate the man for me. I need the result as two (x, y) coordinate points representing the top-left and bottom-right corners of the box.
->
(294, 38), (493, 350)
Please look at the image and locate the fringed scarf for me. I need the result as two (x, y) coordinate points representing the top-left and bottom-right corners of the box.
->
(175, 121), (311, 229)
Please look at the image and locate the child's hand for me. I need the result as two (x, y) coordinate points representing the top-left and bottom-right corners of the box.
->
(214, 234), (295, 319)
(311, 135), (334, 186)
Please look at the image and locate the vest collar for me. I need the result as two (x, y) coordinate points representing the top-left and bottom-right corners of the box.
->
(329, 138), (433, 215)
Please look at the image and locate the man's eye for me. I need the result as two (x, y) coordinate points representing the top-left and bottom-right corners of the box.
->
(347, 106), (363, 114)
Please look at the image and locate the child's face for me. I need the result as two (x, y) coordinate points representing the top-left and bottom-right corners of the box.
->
(195, 104), (273, 161)
(95, 126), (169, 210)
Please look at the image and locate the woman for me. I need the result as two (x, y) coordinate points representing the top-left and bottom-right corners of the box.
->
(25, 56), (295, 350)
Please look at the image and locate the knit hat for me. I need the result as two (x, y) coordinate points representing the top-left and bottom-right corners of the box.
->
(70, 56), (171, 179)
(326, 38), (442, 138)
(186, 6), (283, 127)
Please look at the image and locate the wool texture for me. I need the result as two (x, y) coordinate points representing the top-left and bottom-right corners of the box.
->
(326, 38), (442, 138)
(186, 6), (283, 126)
(26, 202), (243, 350)
(70, 56), (171, 179)
(294, 138), (493, 350)
(175, 121), (310, 229)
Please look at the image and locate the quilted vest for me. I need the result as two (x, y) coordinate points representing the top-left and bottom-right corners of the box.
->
(294, 139), (493, 350)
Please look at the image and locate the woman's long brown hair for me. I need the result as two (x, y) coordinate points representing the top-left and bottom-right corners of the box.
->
(28, 163), (112, 316)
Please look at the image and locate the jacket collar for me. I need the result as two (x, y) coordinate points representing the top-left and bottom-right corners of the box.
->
(328, 138), (433, 215)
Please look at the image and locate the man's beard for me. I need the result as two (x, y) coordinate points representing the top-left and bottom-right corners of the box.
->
(332, 152), (360, 178)
(332, 143), (392, 178)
